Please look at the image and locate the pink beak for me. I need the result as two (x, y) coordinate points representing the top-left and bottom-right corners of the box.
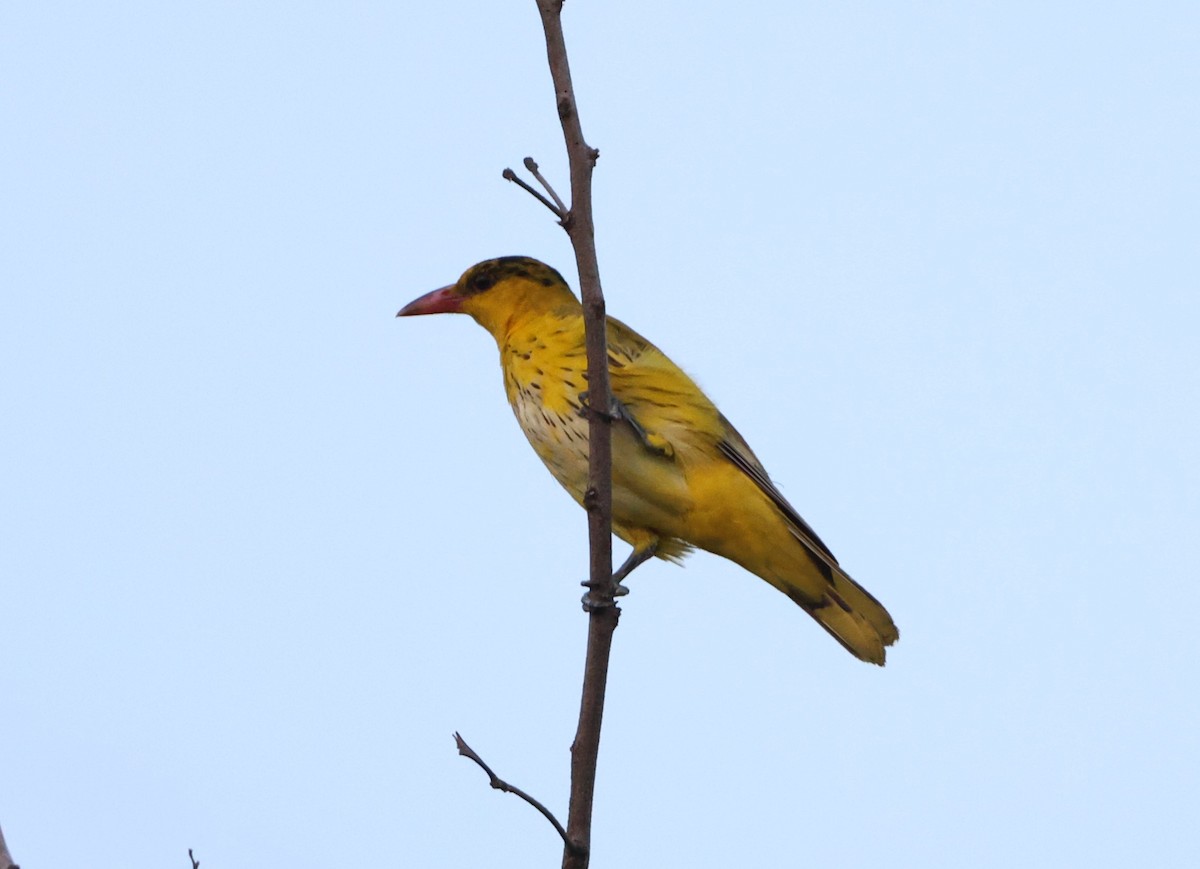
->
(396, 284), (463, 317)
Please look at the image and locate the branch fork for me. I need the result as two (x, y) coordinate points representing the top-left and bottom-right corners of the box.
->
(454, 733), (584, 858)
(503, 157), (570, 224)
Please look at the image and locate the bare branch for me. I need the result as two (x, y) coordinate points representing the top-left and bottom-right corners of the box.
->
(503, 167), (566, 221)
(188, 848), (199, 869)
(0, 822), (17, 869)
(454, 732), (583, 856)
(531, 2), (617, 868)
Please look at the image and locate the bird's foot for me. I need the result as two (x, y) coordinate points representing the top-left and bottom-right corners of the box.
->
(577, 392), (674, 458)
(578, 542), (657, 610)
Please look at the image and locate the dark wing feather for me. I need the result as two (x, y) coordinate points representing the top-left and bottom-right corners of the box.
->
(716, 416), (839, 580)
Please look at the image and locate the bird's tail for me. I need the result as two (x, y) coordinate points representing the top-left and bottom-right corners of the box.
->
(778, 564), (899, 665)
(709, 436), (898, 664)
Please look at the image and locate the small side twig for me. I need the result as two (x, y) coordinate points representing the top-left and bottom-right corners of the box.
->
(188, 848), (199, 869)
(454, 732), (583, 857)
(503, 167), (566, 221)
(523, 157), (568, 215)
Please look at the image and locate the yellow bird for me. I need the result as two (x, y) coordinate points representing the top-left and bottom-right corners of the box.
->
(398, 256), (899, 665)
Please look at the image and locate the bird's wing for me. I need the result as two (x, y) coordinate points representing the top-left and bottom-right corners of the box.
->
(606, 316), (838, 567)
(604, 317), (729, 451)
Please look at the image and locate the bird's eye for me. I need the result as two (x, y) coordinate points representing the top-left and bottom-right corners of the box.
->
(469, 274), (496, 293)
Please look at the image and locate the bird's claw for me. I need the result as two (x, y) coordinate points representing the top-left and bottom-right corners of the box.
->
(577, 390), (620, 422)
(580, 577), (630, 610)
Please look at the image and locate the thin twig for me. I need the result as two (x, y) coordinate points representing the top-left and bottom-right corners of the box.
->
(523, 157), (568, 215)
(502, 168), (566, 220)
(188, 848), (199, 869)
(454, 732), (583, 856)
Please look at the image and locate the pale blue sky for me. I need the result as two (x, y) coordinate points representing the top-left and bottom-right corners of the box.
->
(3, 2), (1198, 867)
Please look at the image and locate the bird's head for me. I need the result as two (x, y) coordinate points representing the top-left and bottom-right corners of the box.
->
(397, 256), (578, 339)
